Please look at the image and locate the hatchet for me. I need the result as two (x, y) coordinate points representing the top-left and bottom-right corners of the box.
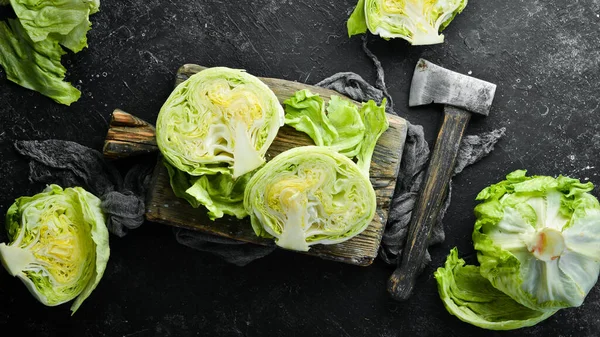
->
(387, 59), (497, 301)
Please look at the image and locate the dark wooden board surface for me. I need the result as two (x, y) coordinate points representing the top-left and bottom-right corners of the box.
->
(144, 64), (409, 266)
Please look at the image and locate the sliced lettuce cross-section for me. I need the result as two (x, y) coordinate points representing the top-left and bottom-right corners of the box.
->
(156, 67), (285, 180)
(243, 146), (377, 251)
(347, 0), (468, 45)
(157, 67), (285, 219)
(0, 184), (110, 314)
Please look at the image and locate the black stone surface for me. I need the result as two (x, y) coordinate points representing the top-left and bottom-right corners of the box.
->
(1, 1), (599, 336)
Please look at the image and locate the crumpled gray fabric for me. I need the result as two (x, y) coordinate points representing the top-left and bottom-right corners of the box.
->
(316, 37), (393, 111)
(14, 140), (153, 238)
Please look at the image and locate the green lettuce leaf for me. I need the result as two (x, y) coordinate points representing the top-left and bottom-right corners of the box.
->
(164, 160), (249, 220)
(9, 0), (99, 53)
(283, 89), (338, 146)
(283, 89), (389, 177)
(326, 95), (365, 157)
(435, 248), (556, 330)
(356, 98), (388, 176)
(0, 19), (81, 105)
(347, 0), (368, 36)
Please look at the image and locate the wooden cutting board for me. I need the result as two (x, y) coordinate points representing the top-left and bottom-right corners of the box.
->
(103, 64), (408, 266)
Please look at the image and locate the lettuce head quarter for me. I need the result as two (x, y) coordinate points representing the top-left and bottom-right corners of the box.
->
(244, 146), (377, 252)
(347, 0), (468, 45)
(0, 185), (110, 314)
(156, 67), (285, 179)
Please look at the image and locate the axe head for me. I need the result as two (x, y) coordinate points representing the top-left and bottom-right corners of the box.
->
(409, 59), (497, 116)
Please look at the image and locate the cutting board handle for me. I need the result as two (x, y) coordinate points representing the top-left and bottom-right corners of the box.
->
(103, 109), (158, 160)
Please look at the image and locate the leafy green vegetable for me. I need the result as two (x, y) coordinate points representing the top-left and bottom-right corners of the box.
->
(436, 170), (600, 330)
(0, 19), (81, 105)
(284, 89), (339, 147)
(164, 161), (250, 220)
(356, 99), (388, 176)
(347, 0), (368, 36)
(156, 67), (285, 180)
(435, 248), (556, 330)
(473, 170), (600, 311)
(157, 67), (284, 219)
(243, 146), (376, 251)
(0, 0), (100, 104)
(347, 0), (468, 45)
(283, 89), (389, 176)
(9, 0), (100, 53)
(0, 185), (110, 314)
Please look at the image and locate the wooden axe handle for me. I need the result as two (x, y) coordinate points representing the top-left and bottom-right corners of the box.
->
(387, 105), (471, 301)
(103, 109), (158, 160)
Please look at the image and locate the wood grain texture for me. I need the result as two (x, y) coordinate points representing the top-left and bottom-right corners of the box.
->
(103, 109), (157, 160)
(388, 106), (471, 296)
(142, 64), (409, 266)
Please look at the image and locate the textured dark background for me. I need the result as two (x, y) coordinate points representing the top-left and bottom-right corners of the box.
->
(1, 1), (600, 336)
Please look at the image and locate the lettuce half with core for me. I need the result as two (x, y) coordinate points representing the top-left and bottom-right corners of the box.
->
(435, 170), (600, 330)
(347, 0), (468, 45)
(0, 185), (110, 314)
(283, 89), (389, 177)
(243, 146), (377, 251)
(156, 67), (285, 180)
(157, 67), (284, 219)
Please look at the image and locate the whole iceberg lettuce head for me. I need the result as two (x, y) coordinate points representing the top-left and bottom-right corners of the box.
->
(347, 0), (468, 45)
(0, 185), (110, 314)
(473, 170), (600, 311)
(156, 67), (285, 179)
(243, 146), (377, 251)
